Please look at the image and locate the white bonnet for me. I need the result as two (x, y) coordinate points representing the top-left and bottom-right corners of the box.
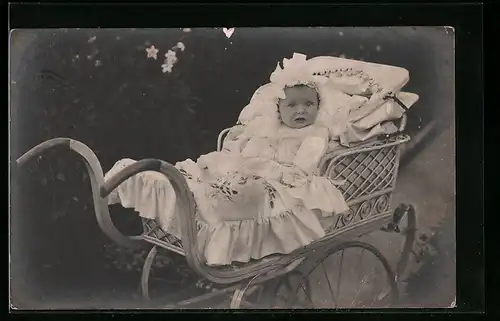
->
(236, 53), (380, 138)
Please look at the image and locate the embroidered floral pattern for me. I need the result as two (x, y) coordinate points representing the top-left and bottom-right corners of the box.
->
(178, 167), (193, 180)
(312, 68), (383, 93)
(208, 176), (239, 202)
(264, 183), (277, 209)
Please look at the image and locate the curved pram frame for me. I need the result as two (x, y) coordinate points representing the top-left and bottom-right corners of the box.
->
(16, 112), (417, 308)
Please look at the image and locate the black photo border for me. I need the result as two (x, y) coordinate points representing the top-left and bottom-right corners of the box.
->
(8, 1), (487, 319)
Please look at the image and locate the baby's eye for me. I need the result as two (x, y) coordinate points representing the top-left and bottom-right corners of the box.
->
(288, 102), (296, 108)
(306, 101), (314, 106)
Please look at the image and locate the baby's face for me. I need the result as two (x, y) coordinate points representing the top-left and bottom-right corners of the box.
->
(278, 85), (319, 129)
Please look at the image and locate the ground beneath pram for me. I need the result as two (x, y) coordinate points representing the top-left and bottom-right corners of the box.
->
(15, 212), (454, 309)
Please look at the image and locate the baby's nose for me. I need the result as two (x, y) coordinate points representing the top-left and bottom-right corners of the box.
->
(296, 105), (307, 113)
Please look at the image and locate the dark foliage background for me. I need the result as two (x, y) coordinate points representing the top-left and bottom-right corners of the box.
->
(9, 27), (454, 307)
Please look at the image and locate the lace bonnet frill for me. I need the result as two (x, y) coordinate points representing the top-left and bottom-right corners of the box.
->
(236, 53), (387, 139)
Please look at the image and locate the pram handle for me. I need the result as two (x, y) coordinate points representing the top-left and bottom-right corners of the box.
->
(383, 92), (409, 133)
(217, 127), (232, 152)
(399, 114), (408, 132)
(16, 138), (146, 249)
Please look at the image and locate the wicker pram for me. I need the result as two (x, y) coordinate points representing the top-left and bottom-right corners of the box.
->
(16, 58), (419, 309)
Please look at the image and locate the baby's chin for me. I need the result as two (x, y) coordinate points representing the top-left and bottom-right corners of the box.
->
(288, 120), (314, 129)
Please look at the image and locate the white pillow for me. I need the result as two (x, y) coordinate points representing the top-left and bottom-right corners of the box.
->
(327, 74), (373, 96)
(351, 92), (419, 129)
(315, 81), (368, 138)
(238, 83), (279, 125)
(340, 122), (399, 146)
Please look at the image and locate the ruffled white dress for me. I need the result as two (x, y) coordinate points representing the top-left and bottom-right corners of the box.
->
(106, 123), (349, 266)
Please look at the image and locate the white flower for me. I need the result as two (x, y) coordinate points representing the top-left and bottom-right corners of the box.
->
(161, 63), (173, 73)
(182, 28), (192, 32)
(160, 46), (184, 74)
(161, 52), (178, 73)
(165, 49), (176, 58)
(176, 42), (186, 51)
(376, 45), (382, 52)
(165, 55), (177, 65)
(88, 36), (97, 43)
(145, 45), (159, 60)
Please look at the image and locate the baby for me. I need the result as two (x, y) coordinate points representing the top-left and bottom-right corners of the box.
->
(278, 84), (320, 129)
(106, 55), (351, 266)
(205, 84), (326, 179)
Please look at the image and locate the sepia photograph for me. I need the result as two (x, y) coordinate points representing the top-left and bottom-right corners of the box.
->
(10, 27), (455, 309)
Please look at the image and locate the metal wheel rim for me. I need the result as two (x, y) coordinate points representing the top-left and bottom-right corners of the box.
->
(288, 241), (399, 309)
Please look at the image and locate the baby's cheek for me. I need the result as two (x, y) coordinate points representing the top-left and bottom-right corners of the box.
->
(309, 107), (319, 118)
(279, 112), (293, 125)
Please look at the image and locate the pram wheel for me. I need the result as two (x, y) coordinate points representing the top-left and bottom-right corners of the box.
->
(263, 241), (399, 309)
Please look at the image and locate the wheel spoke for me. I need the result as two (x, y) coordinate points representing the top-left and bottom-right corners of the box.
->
(287, 242), (397, 310)
(298, 281), (314, 308)
(321, 262), (338, 308)
(336, 249), (345, 300)
(289, 275), (313, 308)
(350, 264), (376, 308)
(367, 276), (382, 308)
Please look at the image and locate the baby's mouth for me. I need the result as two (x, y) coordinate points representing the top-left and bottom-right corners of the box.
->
(294, 117), (307, 122)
